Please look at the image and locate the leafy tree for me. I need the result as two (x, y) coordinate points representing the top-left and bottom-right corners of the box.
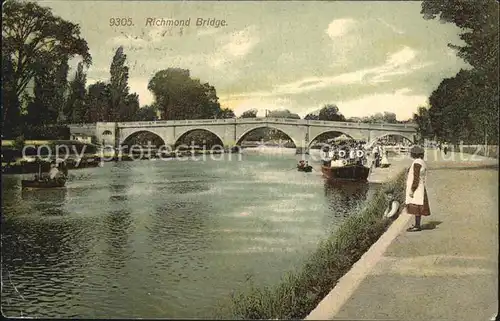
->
(304, 113), (319, 120)
(240, 109), (258, 118)
(65, 62), (87, 123)
(413, 106), (433, 141)
(85, 82), (110, 122)
(148, 68), (223, 120)
(134, 105), (158, 121)
(217, 107), (235, 119)
(382, 112), (397, 123)
(2, 54), (22, 137)
(108, 46), (130, 121)
(2, 0), (91, 125)
(421, 0), (499, 144)
(318, 104), (346, 121)
(26, 59), (69, 125)
(122, 93), (140, 121)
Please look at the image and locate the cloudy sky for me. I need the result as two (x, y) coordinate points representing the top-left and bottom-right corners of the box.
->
(40, 0), (469, 120)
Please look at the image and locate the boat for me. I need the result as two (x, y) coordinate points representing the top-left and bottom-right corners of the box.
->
(297, 165), (313, 172)
(321, 163), (370, 181)
(21, 163), (67, 189)
(320, 140), (371, 182)
(22, 178), (66, 189)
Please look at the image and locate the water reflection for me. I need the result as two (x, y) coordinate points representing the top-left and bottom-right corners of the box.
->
(1, 215), (97, 318)
(21, 188), (68, 216)
(324, 180), (371, 217)
(2, 155), (382, 318)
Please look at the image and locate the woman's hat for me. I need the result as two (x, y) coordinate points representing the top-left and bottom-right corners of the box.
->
(410, 145), (424, 154)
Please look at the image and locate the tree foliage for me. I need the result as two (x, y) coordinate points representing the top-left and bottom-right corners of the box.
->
(412, 106), (433, 141)
(108, 46), (133, 121)
(304, 113), (319, 120)
(2, 0), (91, 126)
(134, 105), (158, 121)
(240, 109), (258, 118)
(318, 104), (346, 121)
(25, 58), (69, 126)
(217, 107), (236, 119)
(267, 109), (300, 119)
(85, 81), (110, 122)
(147, 68), (233, 120)
(65, 62), (87, 123)
(304, 104), (346, 121)
(420, 0), (499, 144)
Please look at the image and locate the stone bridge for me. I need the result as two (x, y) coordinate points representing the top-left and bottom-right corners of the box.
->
(68, 118), (418, 153)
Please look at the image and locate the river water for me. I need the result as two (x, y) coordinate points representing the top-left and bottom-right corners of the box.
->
(1, 149), (381, 318)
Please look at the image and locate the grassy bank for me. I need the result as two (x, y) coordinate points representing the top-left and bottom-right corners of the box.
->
(460, 145), (499, 159)
(221, 171), (406, 319)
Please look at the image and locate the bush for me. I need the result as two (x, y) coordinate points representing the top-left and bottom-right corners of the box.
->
(222, 171), (406, 319)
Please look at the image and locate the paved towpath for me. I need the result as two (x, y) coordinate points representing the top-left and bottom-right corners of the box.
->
(310, 149), (498, 321)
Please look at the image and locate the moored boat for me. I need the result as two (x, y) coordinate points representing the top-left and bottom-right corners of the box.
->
(321, 163), (370, 181)
(320, 138), (371, 182)
(22, 178), (66, 189)
(297, 165), (313, 172)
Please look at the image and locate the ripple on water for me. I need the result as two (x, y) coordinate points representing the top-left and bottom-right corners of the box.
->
(1, 154), (376, 318)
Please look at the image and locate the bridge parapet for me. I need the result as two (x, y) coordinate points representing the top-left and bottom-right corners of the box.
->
(114, 118), (416, 130)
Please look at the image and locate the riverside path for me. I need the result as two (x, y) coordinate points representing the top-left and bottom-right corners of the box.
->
(310, 148), (498, 321)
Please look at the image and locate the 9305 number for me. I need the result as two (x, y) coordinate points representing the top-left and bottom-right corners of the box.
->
(110, 18), (134, 26)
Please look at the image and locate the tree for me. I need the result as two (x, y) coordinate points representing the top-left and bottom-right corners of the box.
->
(108, 46), (130, 121)
(421, 0), (499, 144)
(85, 82), (110, 122)
(267, 109), (300, 119)
(134, 105), (158, 121)
(413, 106), (433, 141)
(2, 0), (91, 124)
(240, 109), (258, 118)
(148, 68), (223, 120)
(304, 113), (319, 120)
(65, 62), (87, 123)
(318, 104), (346, 121)
(382, 112), (397, 123)
(122, 93), (140, 121)
(2, 54), (22, 137)
(217, 107), (235, 119)
(26, 58), (69, 125)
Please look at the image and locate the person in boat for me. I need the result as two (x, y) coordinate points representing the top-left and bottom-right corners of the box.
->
(349, 148), (356, 160)
(405, 145), (431, 232)
(297, 159), (305, 169)
(383, 189), (400, 219)
(59, 160), (69, 177)
(443, 142), (449, 155)
(48, 162), (60, 180)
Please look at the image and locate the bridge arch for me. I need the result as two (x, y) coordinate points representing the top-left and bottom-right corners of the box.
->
(367, 133), (415, 148)
(174, 129), (225, 148)
(102, 130), (113, 136)
(308, 130), (358, 148)
(235, 126), (297, 148)
(120, 130), (166, 147)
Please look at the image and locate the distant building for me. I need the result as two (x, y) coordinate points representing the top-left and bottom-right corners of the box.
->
(71, 133), (92, 144)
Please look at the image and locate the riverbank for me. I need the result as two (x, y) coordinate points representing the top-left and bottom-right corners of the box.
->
(460, 145), (498, 159)
(221, 168), (408, 319)
(314, 150), (498, 321)
(1, 149), (238, 174)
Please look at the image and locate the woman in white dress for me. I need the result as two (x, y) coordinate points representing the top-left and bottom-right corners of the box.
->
(405, 145), (431, 232)
(381, 150), (390, 167)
